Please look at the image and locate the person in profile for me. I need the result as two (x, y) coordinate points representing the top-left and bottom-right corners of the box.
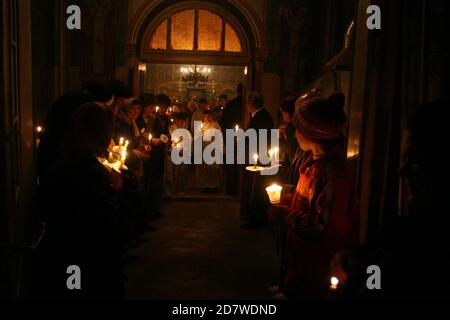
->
(268, 92), (359, 299)
(33, 102), (125, 299)
(37, 81), (115, 180)
(240, 92), (274, 229)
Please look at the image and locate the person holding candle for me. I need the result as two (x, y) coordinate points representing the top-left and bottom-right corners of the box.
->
(165, 113), (191, 196)
(220, 85), (244, 196)
(268, 91), (359, 299)
(278, 96), (310, 185)
(196, 110), (222, 193)
(33, 102), (125, 299)
(240, 92), (274, 229)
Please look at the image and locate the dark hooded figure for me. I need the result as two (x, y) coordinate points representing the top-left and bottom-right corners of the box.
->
(37, 83), (114, 181)
(32, 102), (124, 300)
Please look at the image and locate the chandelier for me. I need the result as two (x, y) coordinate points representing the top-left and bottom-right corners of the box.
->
(180, 65), (211, 87)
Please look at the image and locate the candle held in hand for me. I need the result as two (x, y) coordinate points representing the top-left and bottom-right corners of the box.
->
(120, 150), (127, 166)
(266, 184), (282, 204)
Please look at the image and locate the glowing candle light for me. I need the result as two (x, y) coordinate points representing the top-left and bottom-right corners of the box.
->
(119, 137), (124, 147)
(156, 106), (160, 113)
(120, 150), (127, 166)
(148, 133), (152, 144)
(125, 140), (129, 149)
(36, 126), (43, 133)
(235, 125), (239, 131)
(253, 154), (258, 168)
(266, 184), (283, 204)
(330, 277), (339, 291)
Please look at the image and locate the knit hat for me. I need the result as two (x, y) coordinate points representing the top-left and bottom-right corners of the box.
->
(293, 91), (346, 142)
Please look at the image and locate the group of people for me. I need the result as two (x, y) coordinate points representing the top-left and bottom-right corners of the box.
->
(253, 90), (450, 299)
(31, 79), (245, 299)
(30, 72), (444, 300)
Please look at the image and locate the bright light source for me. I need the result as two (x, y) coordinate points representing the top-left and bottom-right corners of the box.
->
(138, 63), (147, 72)
(244, 66), (248, 75)
(330, 277), (339, 290)
(36, 126), (43, 133)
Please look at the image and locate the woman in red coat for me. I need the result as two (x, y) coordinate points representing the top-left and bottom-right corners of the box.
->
(269, 91), (359, 299)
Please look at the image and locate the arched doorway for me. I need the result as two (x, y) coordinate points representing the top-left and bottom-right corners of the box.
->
(124, 0), (268, 197)
(125, 0), (268, 96)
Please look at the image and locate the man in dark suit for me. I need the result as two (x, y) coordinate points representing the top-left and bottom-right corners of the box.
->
(220, 84), (243, 130)
(241, 92), (274, 229)
(220, 84), (244, 196)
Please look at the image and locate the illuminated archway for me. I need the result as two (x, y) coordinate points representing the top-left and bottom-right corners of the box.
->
(125, 0), (268, 93)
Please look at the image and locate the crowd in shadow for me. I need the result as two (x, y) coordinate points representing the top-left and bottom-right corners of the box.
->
(28, 77), (449, 299)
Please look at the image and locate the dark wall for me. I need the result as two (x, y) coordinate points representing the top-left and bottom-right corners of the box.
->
(265, 0), (356, 96)
(357, 0), (450, 241)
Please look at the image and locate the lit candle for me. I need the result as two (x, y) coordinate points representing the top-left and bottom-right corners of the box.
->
(119, 137), (124, 147)
(266, 184), (283, 204)
(156, 106), (160, 113)
(125, 140), (129, 149)
(253, 154), (258, 168)
(36, 126), (43, 133)
(120, 150), (127, 166)
(330, 277), (339, 291)
(235, 125), (239, 132)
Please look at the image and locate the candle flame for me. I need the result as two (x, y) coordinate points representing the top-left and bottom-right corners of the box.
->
(330, 277), (339, 290)
(36, 126), (43, 133)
